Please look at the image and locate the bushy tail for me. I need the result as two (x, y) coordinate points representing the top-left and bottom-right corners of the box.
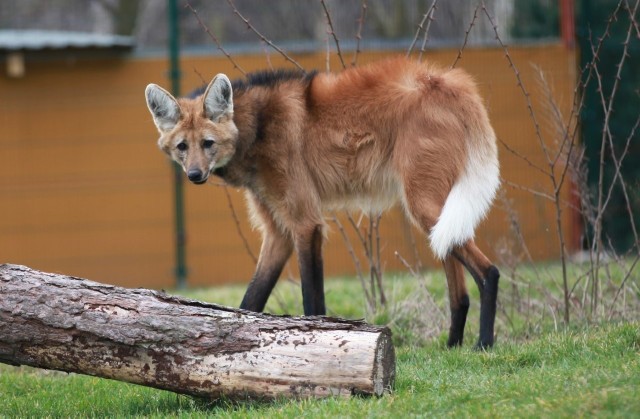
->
(429, 133), (500, 259)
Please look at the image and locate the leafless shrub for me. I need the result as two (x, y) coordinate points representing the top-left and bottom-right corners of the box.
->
(392, 251), (446, 344)
(481, 0), (640, 328)
(331, 213), (387, 317)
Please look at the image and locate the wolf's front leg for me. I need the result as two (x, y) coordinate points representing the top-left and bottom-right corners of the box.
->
(294, 224), (326, 316)
(240, 227), (293, 312)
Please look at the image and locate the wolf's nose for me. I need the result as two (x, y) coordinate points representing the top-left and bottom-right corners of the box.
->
(187, 169), (204, 182)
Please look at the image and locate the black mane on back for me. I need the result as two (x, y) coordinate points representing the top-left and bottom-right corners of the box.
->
(188, 69), (316, 99)
(232, 69), (317, 93)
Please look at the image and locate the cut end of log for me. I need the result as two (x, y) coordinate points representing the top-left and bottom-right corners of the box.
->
(372, 332), (395, 396)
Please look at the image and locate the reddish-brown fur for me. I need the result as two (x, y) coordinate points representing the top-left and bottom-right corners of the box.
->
(145, 57), (500, 348)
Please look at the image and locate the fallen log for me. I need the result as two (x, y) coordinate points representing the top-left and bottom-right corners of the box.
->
(0, 264), (394, 400)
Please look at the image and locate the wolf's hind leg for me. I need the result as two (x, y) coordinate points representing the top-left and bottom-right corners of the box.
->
(443, 255), (470, 347)
(452, 241), (499, 349)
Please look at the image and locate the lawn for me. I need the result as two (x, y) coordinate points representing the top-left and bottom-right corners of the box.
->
(1, 274), (639, 417)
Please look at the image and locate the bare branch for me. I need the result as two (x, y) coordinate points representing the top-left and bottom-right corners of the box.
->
(394, 251), (418, 277)
(351, 0), (368, 67)
(626, 0), (640, 38)
(497, 194), (544, 285)
(347, 212), (370, 251)
(497, 137), (551, 178)
(219, 184), (258, 264)
(403, 217), (424, 273)
(549, 1), (627, 196)
(597, 0), (640, 244)
(320, 0), (346, 69)
(324, 33), (331, 73)
(261, 40), (275, 70)
(532, 65), (580, 203)
(451, 4), (480, 68)
(406, 0), (438, 57)
(369, 214), (386, 305)
(599, 114), (640, 243)
(225, 0), (304, 71)
(501, 179), (555, 203)
(330, 213), (373, 310)
(192, 67), (208, 85)
(186, 1), (246, 75)
(481, 3), (552, 166)
(608, 253), (640, 320)
(589, 2), (638, 309)
(418, 2), (438, 61)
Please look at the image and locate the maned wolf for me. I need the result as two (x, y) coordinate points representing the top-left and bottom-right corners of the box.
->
(145, 57), (500, 348)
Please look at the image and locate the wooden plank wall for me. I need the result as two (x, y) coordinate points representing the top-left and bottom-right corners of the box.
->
(0, 45), (577, 289)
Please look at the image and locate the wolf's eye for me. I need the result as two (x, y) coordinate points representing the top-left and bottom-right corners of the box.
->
(176, 142), (188, 151)
(202, 139), (215, 149)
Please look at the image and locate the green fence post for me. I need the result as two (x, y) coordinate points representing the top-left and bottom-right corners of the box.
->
(168, 0), (187, 289)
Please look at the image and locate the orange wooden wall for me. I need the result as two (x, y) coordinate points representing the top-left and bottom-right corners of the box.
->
(0, 45), (577, 289)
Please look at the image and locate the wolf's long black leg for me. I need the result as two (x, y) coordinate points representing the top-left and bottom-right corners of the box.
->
(443, 255), (470, 347)
(453, 241), (500, 349)
(240, 230), (293, 312)
(478, 265), (499, 348)
(295, 225), (326, 316)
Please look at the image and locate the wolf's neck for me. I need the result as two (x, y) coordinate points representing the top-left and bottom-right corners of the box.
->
(212, 90), (267, 188)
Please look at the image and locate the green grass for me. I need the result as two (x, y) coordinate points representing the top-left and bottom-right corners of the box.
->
(1, 275), (639, 417)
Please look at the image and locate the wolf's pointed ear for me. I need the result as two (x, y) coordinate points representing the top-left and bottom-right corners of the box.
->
(203, 74), (233, 121)
(145, 84), (180, 132)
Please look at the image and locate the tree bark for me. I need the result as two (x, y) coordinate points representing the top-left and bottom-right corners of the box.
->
(0, 264), (394, 400)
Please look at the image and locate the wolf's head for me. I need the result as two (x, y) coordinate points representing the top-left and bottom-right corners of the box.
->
(145, 74), (238, 185)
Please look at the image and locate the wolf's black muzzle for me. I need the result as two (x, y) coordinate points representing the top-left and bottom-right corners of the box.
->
(187, 169), (206, 184)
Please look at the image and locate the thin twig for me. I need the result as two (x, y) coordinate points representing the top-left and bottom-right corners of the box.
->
(324, 35), (331, 73)
(320, 0), (346, 69)
(351, 0), (368, 67)
(347, 212), (370, 252)
(403, 216), (424, 273)
(533, 65), (575, 173)
(406, 0), (438, 57)
(501, 180), (555, 203)
(225, 0), (304, 70)
(346, 212), (386, 308)
(186, 1), (246, 75)
(599, 114), (640, 242)
(482, 3), (551, 166)
(499, 194), (544, 286)
(192, 67), (208, 85)
(417, 1), (438, 61)
(331, 213), (373, 310)
(391, 251), (447, 335)
(498, 138), (550, 177)
(608, 254), (640, 320)
(626, 0), (640, 38)
(261, 40), (274, 70)
(364, 216), (377, 305)
(220, 185), (257, 264)
(394, 251), (418, 277)
(451, 4), (480, 68)
(371, 214), (386, 305)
